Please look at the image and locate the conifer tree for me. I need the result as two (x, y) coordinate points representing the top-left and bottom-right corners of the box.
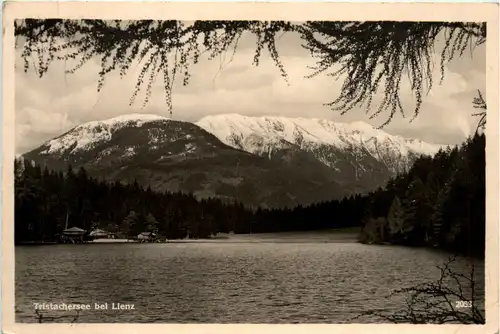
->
(122, 210), (138, 237)
(145, 213), (159, 234)
(387, 196), (405, 243)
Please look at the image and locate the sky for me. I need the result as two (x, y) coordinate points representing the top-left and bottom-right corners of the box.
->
(14, 23), (486, 154)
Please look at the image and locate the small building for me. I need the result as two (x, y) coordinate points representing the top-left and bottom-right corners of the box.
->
(61, 226), (87, 243)
(137, 232), (156, 242)
(89, 228), (109, 239)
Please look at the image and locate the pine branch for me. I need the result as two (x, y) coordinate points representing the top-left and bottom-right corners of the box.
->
(15, 19), (485, 125)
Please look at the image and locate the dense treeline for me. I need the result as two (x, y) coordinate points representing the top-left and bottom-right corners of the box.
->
(358, 133), (485, 258)
(14, 161), (362, 243)
(14, 132), (484, 258)
(15, 162), (240, 241)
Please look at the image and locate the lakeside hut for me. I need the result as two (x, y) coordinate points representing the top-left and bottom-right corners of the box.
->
(61, 227), (87, 243)
(89, 228), (109, 239)
(137, 232), (156, 242)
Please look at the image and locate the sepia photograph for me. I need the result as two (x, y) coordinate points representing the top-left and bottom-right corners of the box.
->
(2, 2), (499, 331)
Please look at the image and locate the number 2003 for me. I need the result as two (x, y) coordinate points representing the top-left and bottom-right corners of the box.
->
(455, 301), (472, 308)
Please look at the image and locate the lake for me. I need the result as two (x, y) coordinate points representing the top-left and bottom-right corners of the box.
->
(15, 231), (485, 323)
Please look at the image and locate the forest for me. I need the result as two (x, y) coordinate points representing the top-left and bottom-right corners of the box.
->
(13, 158), (365, 242)
(358, 133), (485, 258)
(15, 133), (484, 257)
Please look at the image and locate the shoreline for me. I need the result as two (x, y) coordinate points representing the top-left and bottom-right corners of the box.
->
(15, 228), (361, 246)
(15, 229), (483, 259)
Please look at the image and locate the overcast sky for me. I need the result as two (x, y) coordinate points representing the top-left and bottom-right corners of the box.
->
(15, 25), (486, 154)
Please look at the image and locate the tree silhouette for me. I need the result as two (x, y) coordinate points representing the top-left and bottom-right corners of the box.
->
(472, 89), (487, 132)
(387, 196), (406, 242)
(15, 19), (485, 126)
(145, 212), (159, 234)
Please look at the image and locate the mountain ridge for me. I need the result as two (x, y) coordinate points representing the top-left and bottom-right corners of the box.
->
(195, 113), (444, 175)
(22, 113), (444, 209)
(22, 115), (351, 208)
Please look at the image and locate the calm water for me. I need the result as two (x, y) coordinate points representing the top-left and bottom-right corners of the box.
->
(15, 232), (484, 323)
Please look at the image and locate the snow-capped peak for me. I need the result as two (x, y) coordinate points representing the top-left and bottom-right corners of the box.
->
(195, 114), (445, 173)
(80, 113), (169, 128)
(41, 113), (170, 155)
(196, 114), (440, 153)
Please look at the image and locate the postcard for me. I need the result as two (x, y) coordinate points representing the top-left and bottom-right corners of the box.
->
(2, 2), (498, 334)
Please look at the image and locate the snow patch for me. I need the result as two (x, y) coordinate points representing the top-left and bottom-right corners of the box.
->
(124, 147), (136, 157)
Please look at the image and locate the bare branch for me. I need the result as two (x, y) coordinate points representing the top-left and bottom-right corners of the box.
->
(351, 256), (485, 324)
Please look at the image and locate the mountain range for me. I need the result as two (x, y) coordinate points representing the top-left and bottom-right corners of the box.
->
(21, 113), (444, 208)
